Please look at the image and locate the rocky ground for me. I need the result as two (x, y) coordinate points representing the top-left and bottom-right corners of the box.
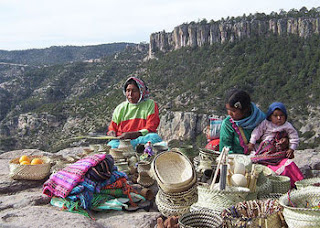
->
(0, 147), (319, 228)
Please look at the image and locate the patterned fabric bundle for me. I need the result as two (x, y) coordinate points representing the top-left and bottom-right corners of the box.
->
(67, 171), (128, 209)
(85, 155), (114, 182)
(251, 131), (288, 165)
(103, 177), (137, 206)
(43, 153), (106, 198)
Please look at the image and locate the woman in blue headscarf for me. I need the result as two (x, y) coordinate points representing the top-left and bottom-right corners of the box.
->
(219, 89), (266, 154)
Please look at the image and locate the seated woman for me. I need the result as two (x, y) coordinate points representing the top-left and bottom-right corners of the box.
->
(219, 89), (266, 154)
(107, 77), (163, 149)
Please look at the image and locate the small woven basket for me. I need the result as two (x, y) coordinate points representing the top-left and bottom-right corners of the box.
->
(221, 199), (284, 228)
(9, 156), (51, 180)
(270, 175), (291, 194)
(192, 184), (250, 213)
(279, 186), (320, 228)
(178, 210), (222, 228)
(295, 177), (320, 190)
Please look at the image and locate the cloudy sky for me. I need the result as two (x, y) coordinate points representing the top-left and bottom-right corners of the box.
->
(0, 0), (319, 51)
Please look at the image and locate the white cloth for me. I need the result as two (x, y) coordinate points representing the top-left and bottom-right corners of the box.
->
(249, 120), (299, 150)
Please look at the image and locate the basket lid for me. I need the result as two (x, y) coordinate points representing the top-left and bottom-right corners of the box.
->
(153, 150), (194, 186)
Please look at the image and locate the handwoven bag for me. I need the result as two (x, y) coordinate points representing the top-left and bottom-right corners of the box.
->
(279, 186), (320, 228)
(9, 156), (51, 180)
(178, 209), (222, 228)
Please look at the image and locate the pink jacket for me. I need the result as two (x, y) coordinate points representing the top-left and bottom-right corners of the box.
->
(249, 119), (299, 150)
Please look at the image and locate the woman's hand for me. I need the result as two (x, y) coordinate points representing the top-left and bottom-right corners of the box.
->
(118, 131), (142, 140)
(286, 149), (294, 159)
(107, 131), (116, 137)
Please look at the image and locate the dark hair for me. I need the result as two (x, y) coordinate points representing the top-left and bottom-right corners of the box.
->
(225, 89), (251, 111)
(124, 78), (139, 91)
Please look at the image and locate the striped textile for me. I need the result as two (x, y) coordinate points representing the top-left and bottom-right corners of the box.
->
(43, 153), (106, 198)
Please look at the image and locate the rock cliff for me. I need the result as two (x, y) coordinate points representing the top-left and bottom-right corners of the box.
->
(149, 17), (320, 57)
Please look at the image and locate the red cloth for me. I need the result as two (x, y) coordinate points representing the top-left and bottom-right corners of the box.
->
(205, 139), (220, 151)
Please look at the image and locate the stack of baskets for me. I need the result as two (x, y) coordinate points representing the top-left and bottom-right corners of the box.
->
(9, 156), (51, 180)
(153, 149), (198, 216)
(279, 186), (320, 228)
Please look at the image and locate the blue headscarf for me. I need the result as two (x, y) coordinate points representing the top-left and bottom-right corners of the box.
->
(266, 102), (287, 120)
(234, 102), (266, 129)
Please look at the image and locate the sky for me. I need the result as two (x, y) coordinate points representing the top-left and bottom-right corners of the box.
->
(0, 0), (319, 51)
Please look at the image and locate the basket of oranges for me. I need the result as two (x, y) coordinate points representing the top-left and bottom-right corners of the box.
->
(9, 155), (51, 180)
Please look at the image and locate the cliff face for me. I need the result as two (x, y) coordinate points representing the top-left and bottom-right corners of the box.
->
(149, 17), (320, 57)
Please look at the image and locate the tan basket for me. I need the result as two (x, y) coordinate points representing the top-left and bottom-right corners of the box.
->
(192, 184), (250, 213)
(152, 149), (196, 193)
(279, 186), (320, 228)
(270, 175), (291, 194)
(295, 177), (320, 190)
(9, 156), (51, 180)
(155, 192), (191, 217)
(179, 210), (222, 228)
(158, 184), (198, 207)
(222, 199), (284, 228)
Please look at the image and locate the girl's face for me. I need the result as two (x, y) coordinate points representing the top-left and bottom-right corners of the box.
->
(226, 103), (247, 120)
(126, 83), (140, 104)
(270, 109), (286, 126)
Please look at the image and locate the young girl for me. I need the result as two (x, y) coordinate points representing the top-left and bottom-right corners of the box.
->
(248, 102), (303, 187)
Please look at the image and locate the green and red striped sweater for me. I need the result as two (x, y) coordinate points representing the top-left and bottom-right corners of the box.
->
(108, 99), (160, 136)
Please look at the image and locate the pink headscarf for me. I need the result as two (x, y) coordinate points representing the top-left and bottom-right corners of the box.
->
(123, 77), (150, 104)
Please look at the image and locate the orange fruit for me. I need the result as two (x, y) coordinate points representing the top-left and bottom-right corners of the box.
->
(20, 161), (31, 165)
(31, 158), (43, 165)
(19, 155), (30, 163)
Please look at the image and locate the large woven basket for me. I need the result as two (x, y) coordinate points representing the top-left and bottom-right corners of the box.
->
(295, 177), (320, 190)
(152, 149), (196, 193)
(9, 156), (51, 180)
(178, 210), (222, 228)
(155, 192), (191, 217)
(279, 186), (320, 228)
(192, 184), (250, 213)
(221, 199), (284, 228)
(270, 175), (291, 194)
(157, 184), (198, 207)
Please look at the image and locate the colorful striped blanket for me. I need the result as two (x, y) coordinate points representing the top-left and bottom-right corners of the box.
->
(43, 153), (106, 198)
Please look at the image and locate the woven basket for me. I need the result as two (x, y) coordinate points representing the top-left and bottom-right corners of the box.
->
(158, 184), (198, 207)
(152, 149), (196, 193)
(9, 156), (51, 180)
(178, 210), (222, 228)
(256, 171), (273, 199)
(222, 199), (284, 228)
(295, 177), (320, 190)
(198, 148), (220, 163)
(155, 193), (191, 217)
(279, 186), (320, 228)
(270, 175), (291, 194)
(192, 184), (250, 213)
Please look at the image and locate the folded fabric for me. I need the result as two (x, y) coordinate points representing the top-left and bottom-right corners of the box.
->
(43, 153), (106, 198)
(85, 155), (114, 182)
